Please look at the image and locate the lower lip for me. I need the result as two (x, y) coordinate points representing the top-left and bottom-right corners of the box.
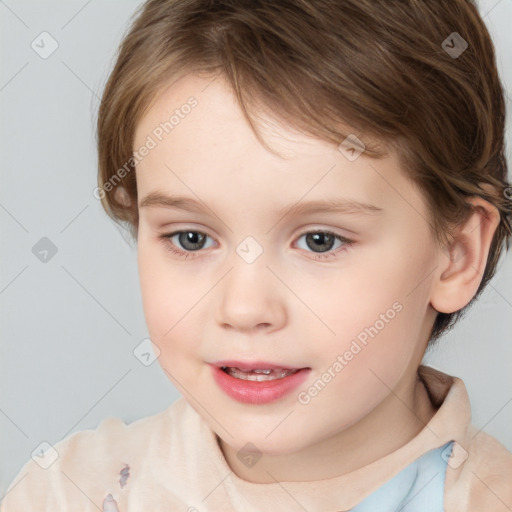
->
(210, 364), (311, 404)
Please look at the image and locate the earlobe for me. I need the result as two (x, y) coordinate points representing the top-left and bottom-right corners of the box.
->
(430, 196), (501, 314)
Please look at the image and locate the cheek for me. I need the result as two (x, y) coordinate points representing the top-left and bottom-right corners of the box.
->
(309, 257), (406, 342)
(311, 239), (431, 376)
(298, 296), (418, 429)
(137, 240), (199, 343)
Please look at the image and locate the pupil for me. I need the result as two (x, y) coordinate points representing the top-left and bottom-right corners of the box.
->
(307, 232), (334, 253)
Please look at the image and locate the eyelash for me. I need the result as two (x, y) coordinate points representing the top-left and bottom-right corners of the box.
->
(158, 229), (354, 260)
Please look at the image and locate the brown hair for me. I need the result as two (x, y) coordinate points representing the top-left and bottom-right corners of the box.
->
(96, 0), (511, 343)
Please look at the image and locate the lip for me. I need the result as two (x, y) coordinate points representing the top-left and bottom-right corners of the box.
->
(209, 363), (311, 405)
(211, 360), (304, 371)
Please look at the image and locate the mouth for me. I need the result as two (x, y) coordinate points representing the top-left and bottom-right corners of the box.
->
(211, 359), (308, 381)
(209, 361), (311, 404)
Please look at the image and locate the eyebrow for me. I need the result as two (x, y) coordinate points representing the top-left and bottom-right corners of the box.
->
(139, 192), (383, 217)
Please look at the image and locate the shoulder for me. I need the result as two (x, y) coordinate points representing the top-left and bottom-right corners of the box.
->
(445, 425), (512, 511)
(0, 398), (189, 510)
(417, 366), (512, 511)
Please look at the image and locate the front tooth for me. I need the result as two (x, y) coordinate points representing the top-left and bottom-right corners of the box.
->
(234, 368), (272, 374)
(227, 367), (296, 381)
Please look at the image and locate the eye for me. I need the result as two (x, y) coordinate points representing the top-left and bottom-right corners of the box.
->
(158, 228), (354, 260)
(295, 230), (354, 258)
(159, 230), (214, 258)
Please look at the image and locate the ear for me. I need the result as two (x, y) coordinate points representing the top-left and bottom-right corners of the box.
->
(114, 185), (132, 207)
(430, 195), (501, 314)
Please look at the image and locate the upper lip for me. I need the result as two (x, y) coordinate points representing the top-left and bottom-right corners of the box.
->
(210, 360), (307, 371)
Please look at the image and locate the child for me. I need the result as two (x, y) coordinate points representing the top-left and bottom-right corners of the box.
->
(2, 0), (512, 510)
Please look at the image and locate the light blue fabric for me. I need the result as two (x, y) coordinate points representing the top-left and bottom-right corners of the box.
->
(350, 441), (454, 512)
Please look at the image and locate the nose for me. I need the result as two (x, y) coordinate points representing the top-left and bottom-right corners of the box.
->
(215, 254), (287, 334)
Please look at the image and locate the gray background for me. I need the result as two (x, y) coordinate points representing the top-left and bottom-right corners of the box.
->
(1, 0), (511, 497)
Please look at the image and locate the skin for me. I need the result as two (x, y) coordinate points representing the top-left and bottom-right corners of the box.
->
(130, 72), (500, 483)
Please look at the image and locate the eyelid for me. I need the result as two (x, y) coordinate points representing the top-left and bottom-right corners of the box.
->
(293, 223), (356, 238)
(290, 222), (358, 245)
(295, 228), (352, 242)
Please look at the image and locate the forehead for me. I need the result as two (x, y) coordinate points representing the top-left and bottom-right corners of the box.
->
(133, 73), (427, 223)
(134, 72), (335, 159)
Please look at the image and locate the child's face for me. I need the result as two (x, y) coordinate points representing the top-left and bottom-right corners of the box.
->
(134, 73), (440, 457)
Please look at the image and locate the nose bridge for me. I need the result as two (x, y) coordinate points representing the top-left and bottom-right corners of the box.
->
(215, 235), (285, 331)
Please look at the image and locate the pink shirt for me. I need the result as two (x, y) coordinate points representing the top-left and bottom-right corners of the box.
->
(1, 366), (511, 511)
